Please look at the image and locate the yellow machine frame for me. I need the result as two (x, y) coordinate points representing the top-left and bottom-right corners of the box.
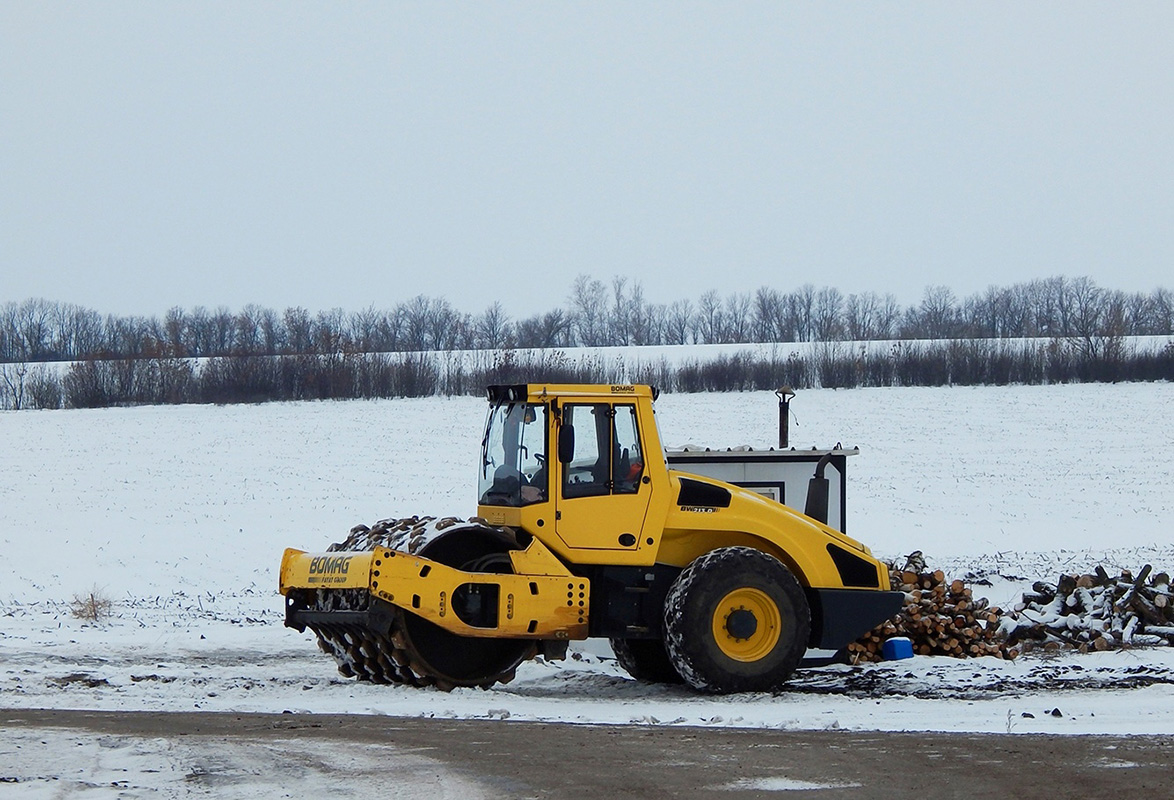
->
(281, 536), (589, 640)
(280, 383), (897, 655)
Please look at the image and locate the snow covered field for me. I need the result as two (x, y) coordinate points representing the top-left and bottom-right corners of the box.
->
(2, 383), (1173, 735)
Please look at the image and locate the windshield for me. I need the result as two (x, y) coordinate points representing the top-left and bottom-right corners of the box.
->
(478, 402), (548, 506)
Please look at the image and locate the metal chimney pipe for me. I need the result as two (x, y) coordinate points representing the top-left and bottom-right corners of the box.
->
(775, 386), (795, 448)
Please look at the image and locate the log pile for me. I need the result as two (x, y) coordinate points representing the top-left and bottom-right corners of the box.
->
(849, 553), (1174, 663)
(847, 552), (1017, 664)
(1001, 564), (1174, 653)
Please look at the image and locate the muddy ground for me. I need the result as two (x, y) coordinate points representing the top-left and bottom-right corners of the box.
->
(2, 709), (1170, 798)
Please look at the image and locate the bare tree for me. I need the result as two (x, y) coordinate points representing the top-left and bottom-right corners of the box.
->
(665, 299), (693, 345)
(379, 305), (406, 351)
(104, 314), (151, 359)
(569, 274), (608, 347)
(1124, 291), (1155, 335)
(813, 287), (844, 341)
(723, 292), (752, 343)
(187, 306), (212, 356)
(752, 287), (785, 342)
(970, 284), (1030, 339)
(1068, 276), (1104, 351)
(6, 298), (54, 361)
(645, 302), (668, 346)
(476, 302), (513, 349)
(0, 302), (21, 361)
(425, 298), (460, 351)
(210, 307), (235, 355)
(67, 304), (104, 358)
(609, 276), (631, 346)
(162, 306), (188, 357)
(1024, 278), (1057, 336)
(315, 308), (348, 354)
(348, 306), (382, 352)
(402, 296), (433, 351)
(787, 285), (816, 342)
(258, 306), (283, 355)
(283, 307), (313, 354)
(874, 293), (901, 339)
(1152, 287), (1174, 335)
(697, 290), (724, 344)
(235, 304), (264, 355)
(0, 361), (29, 410)
(516, 309), (571, 349)
(47, 301), (91, 359)
(844, 291), (879, 341)
(911, 285), (959, 339)
(629, 283), (656, 346)
(0, 304), (12, 361)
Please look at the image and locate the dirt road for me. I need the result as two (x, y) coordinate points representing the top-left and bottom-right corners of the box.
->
(3, 709), (1170, 798)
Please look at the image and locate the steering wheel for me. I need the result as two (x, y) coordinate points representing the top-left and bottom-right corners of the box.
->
(527, 452), (547, 485)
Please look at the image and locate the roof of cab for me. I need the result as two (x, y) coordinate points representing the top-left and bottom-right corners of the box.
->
(485, 384), (659, 403)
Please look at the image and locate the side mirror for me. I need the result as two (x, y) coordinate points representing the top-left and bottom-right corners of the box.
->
(558, 425), (575, 464)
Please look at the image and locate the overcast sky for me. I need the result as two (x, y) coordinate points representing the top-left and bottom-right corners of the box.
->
(2, 3), (1171, 319)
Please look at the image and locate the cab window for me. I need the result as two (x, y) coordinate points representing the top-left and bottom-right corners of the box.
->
(612, 405), (643, 493)
(561, 403), (643, 499)
(479, 402), (548, 506)
(561, 404), (609, 498)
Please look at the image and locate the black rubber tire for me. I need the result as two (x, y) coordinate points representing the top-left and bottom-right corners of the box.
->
(609, 637), (684, 684)
(663, 546), (810, 694)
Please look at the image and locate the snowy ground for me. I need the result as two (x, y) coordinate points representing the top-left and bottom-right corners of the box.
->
(2, 383), (1173, 735)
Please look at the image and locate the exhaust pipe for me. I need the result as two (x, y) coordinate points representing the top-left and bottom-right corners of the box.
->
(804, 451), (832, 525)
(775, 386), (795, 449)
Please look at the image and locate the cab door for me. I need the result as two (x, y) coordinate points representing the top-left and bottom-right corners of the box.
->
(554, 402), (653, 552)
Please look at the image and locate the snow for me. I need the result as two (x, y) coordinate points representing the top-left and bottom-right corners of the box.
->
(721, 777), (863, 791)
(2, 382), (1173, 735)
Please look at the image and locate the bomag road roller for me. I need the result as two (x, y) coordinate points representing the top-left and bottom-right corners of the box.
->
(280, 384), (903, 694)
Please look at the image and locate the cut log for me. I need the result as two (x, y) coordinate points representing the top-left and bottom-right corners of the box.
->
(1115, 564), (1153, 612)
(1130, 594), (1168, 627)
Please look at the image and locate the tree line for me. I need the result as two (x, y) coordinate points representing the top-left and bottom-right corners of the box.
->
(2, 337), (1171, 411)
(3, 275), (1172, 364)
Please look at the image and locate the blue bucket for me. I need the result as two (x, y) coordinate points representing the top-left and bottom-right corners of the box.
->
(882, 637), (914, 660)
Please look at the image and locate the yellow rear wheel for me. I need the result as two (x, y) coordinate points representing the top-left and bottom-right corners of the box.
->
(711, 587), (782, 663)
(663, 546), (810, 693)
